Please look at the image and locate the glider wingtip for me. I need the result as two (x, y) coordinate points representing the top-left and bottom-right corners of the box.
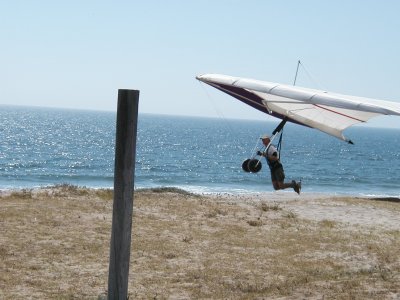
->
(196, 74), (209, 83)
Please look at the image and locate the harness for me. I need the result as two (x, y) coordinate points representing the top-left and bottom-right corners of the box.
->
(265, 116), (287, 164)
(242, 117), (288, 173)
(265, 145), (282, 171)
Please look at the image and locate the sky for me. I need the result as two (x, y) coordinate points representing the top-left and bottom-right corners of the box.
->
(1, 0), (400, 128)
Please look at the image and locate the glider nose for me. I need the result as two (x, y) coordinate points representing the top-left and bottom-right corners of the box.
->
(196, 74), (205, 82)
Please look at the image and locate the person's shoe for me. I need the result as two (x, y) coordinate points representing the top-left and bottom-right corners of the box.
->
(297, 180), (302, 195)
(292, 180), (298, 193)
(293, 180), (301, 195)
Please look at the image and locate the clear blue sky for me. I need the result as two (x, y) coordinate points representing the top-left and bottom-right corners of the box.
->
(1, 1), (400, 127)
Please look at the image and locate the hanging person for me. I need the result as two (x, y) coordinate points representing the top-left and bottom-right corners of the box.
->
(257, 134), (301, 194)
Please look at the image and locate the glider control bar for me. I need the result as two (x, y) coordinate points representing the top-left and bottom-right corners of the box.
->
(272, 117), (288, 135)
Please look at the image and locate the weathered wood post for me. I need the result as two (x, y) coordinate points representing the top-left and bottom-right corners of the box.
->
(108, 89), (139, 299)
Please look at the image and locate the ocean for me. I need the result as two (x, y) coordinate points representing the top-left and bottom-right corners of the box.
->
(1, 105), (399, 197)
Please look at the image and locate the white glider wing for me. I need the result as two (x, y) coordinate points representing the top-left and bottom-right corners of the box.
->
(197, 74), (400, 143)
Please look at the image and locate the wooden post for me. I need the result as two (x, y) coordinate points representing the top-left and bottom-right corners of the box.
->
(108, 89), (139, 299)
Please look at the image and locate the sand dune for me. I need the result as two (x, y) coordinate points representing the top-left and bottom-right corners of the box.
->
(1, 186), (399, 299)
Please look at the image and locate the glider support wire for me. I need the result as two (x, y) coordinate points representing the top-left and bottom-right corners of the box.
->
(293, 60), (301, 86)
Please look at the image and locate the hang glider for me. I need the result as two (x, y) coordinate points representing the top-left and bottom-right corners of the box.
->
(196, 74), (400, 143)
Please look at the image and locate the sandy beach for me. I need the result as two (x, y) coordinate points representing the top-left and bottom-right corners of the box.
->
(0, 186), (399, 299)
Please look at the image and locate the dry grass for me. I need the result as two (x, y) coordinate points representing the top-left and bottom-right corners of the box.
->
(0, 186), (399, 299)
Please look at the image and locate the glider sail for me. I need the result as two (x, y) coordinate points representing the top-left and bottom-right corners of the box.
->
(196, 74), (400, 143)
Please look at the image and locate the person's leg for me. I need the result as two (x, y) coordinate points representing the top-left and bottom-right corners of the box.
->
(273, 167), (300, 193)
(274, 167), (292, 190)
(271, 180), (280, 190)
(276, 181), (295, 190)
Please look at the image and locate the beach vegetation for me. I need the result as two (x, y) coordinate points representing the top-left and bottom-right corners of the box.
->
(319, 219), (337, 228)
(283, 210), (297, 219)
(136, 186), (198, 197)
(8, 188), (34, 199)
(260, 201), (281, 212)
(0, 187), (399, 298)
(247, 219), (263, 227)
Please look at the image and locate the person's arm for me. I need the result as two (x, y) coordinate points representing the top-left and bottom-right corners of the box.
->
(257, 150), (265, 157)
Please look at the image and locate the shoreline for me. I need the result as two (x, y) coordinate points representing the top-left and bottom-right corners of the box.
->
(1, 184), (399, 200)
